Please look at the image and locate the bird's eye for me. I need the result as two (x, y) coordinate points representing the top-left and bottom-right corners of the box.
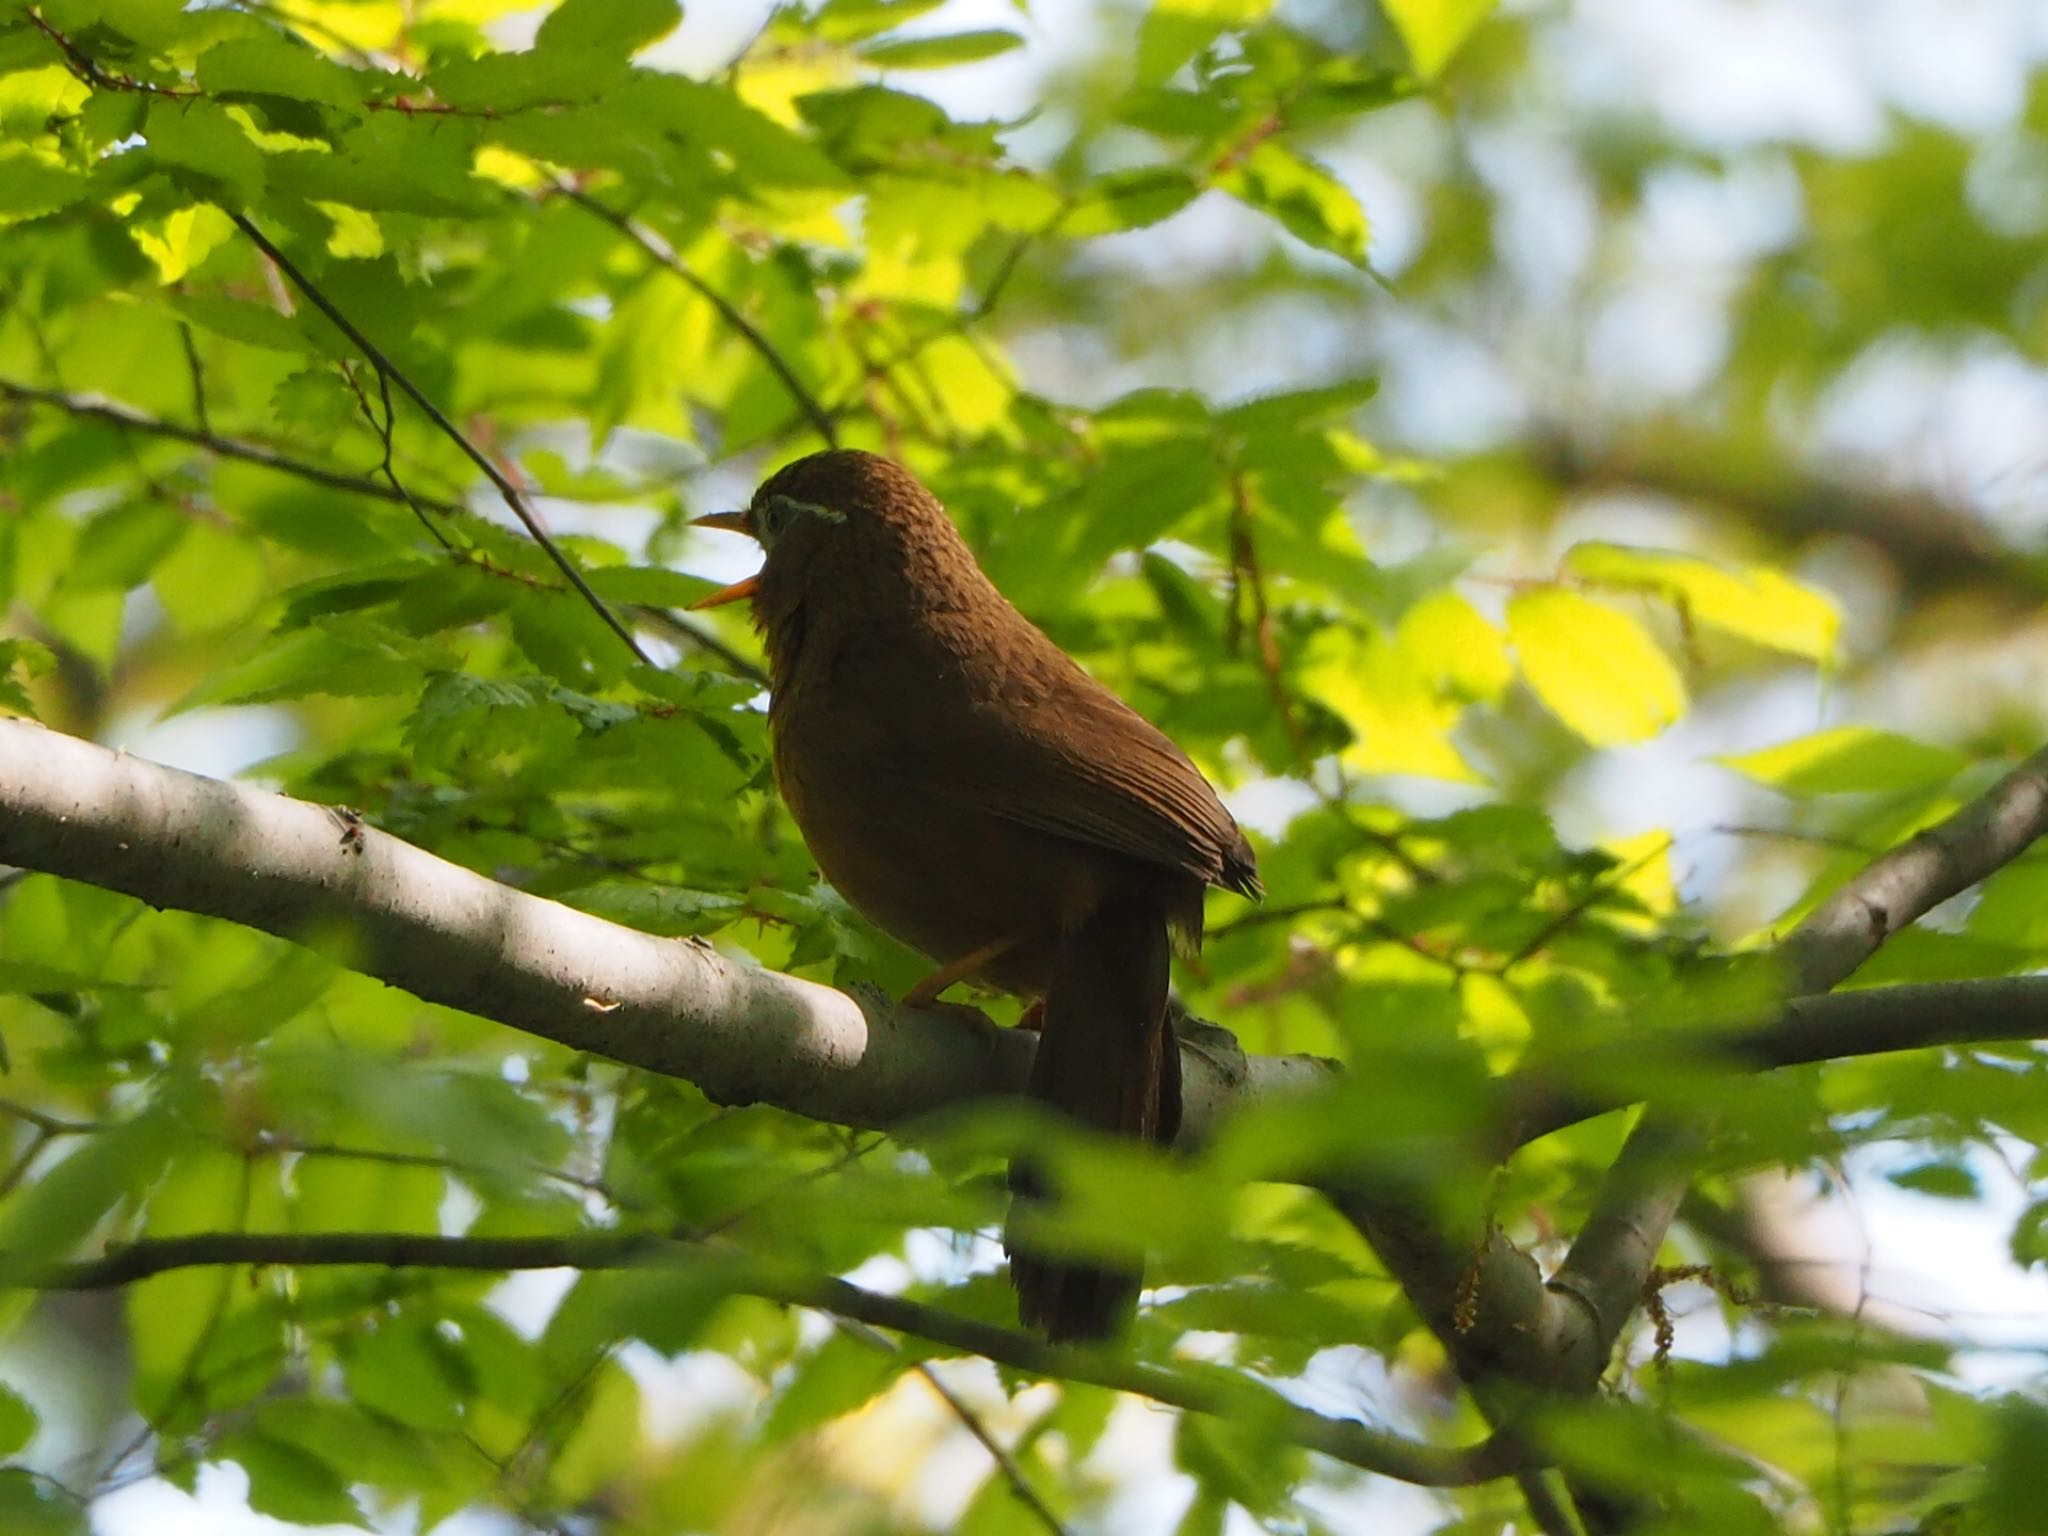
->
(751, 493), (840, 550)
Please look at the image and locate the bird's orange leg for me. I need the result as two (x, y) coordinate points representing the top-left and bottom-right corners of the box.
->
(905, 934), (1021, 1008)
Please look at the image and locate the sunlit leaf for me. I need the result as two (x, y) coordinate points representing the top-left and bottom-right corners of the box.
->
(1719, 726), (1969, 796)
(1507, 589), (1686, 745)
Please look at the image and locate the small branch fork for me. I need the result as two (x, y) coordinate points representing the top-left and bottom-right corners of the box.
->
(226, 212), (651, 666)
(0, 377), (762, 680)
(549, 180), (838, 449)
(1348, 744), (2048, 1523)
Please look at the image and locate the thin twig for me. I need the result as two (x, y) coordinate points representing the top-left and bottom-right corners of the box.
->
(28, 1226), (1519, 1488)
(824, 1301), (1069, 1536)
(0, 1095), (101, 1136)
(0, 378), (464, 513)
(226, 213), (650, 664)
(338, 360), (456, 552)
(552, 181), (836, 447)
(908, 1358), (1068, 1536)
(176, 321), (209, 434)
(0, 379), (761, 679)
(1498, 837), (1672, 973)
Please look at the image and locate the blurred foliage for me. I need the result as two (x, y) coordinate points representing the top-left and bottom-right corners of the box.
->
(0, 0), (2044, 1532)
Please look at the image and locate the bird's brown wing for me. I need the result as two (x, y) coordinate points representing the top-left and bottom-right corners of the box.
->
(930, 662), (1262, 899)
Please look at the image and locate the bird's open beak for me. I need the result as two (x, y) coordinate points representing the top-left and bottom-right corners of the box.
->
(688, 510), (761, 609)
(692, 510), (754, 535)
(689, 575), (760, 610)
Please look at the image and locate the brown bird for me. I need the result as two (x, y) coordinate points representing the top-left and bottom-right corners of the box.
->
(693, 449), (1260, 1341)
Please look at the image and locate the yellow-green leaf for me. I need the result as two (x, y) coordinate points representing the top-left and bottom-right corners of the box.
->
(1565, 542), (1840, 662)
(1398, 590), (1511, 702)
(1217, 142), (1369, 267)
(1382, 0), (1496, 80)
(1506, 589), (1685, 746)
(1718, 726), (1970, 796)
(1301, 625), (1480, 782)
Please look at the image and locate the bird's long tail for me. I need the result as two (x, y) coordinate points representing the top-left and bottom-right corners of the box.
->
(1007, 896), (1177, 1342)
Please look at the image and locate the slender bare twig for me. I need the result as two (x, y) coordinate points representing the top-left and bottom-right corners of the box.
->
(0, 378), (764, 680)
(23, 1225), (1517, 1488)
(176, 321), (209, 434)
(1498, 836), (1673, 973)
(0, 378), (465, 512)
(338, 359), (456, 552)
(551, 181), (837, 447)
(226, 213), (650, 664)
(906, 1357), (1069, 1536)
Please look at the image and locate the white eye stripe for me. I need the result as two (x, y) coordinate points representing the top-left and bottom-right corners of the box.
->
(754, 494), (845, 544)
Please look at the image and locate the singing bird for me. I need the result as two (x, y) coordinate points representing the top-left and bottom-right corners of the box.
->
(693, 449), (1260, 1340)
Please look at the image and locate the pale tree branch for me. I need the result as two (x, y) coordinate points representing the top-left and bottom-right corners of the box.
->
(1534, 743), (2048, 1526)
(0, 718), (1329, 1138)
(1568, 745), (2048, 1342)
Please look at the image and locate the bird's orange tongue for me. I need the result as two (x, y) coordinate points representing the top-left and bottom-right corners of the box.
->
(688, 574), (761, 610)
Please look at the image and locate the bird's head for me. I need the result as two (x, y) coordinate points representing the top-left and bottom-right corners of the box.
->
(689, 449), (969, 626)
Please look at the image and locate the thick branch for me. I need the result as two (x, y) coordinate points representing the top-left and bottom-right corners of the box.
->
(28, 1226), (1515, 1489)
(2, 719), (2043, 1481)
(1781, 750), (2048, 993)
(1501, 976), (2048, 1149)
(0, 719), (1325, 1138)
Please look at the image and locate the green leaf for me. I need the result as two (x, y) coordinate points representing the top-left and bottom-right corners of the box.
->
(0, 154), (92, 220)
(536, 0), (681, 56)
(859, 29), (1024, 68)
(219, 1429), (365, 1527)
(165, 291), (327, 357)
(1217, 142), (1370, 266)
(545, 1358), (641, 1505)
(762, 1333), (907, 1441)
(0, 638), (55, 717)
(1136, 0), (1277, 87)
(1718, 726), (1969, 796)
(143, 100), (266, 205)
(194, 35), (364, 111)
(1506, 589), (1686, 746)
(1382, 0), (1496, 79)
(0, 1109), (178, 1283)
(178, 621), (444, 709)
(1220, 375), (1379, 434)
(1887, 1160), (1980, 1199)
(0, 1469), (84, 1536)
(815, 0), (951, 43)
(0, 1384), (38, 1456)
(339, 1316), (474, 1433)
(1063, 167), (1200, 236)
